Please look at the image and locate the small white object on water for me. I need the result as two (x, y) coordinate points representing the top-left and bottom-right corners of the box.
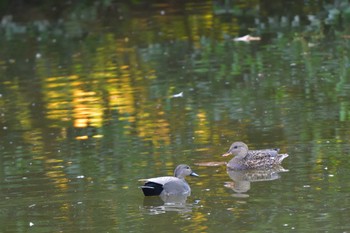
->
(233, 35), (261, 42)
(29, 222), (34, 227)
(172, 92), (183, 98)
(77, 175), (85, 179)
(36, 53), (41, 59)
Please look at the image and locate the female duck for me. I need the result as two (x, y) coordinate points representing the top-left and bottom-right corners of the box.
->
(222, 141), (288, 170)
(139, 164), (199, 196)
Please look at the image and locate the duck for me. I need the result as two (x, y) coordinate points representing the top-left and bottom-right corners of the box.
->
(139, 164), (199, 196)
(222, 141), (289, 170)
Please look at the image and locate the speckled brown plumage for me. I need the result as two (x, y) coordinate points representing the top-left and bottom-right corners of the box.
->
(222, 141), (289, 170)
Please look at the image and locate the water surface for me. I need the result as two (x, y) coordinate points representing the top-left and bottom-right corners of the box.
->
(1, 1), (350, 232)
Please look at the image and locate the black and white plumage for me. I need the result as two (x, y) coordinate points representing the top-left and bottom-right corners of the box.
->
(222, 141), (289, 170)
(139, 164), (199, 196)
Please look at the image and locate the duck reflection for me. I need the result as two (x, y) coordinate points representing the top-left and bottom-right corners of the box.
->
(225, 166), (288, 196)
(142, 193), (194, 215)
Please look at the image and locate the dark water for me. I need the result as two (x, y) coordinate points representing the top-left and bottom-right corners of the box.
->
(1, 1), (350, 232)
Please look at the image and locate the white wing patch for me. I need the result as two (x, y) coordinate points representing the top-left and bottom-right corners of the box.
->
(141, 176), (180, 185)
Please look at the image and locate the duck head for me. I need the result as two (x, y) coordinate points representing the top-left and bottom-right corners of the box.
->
(174, 164), (199, 179)
(222, 141), (249, 158)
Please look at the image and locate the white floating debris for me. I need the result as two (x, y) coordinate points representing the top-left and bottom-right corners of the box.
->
(303, 185), (311, 188)
(28, 204), (36, 208)
(76, 175), (85, 179)
(172, 92), (183, 98)
(29, 222), (34, 227)
(328, 174), (334, 177)
(233, 35), (261, 42)
(36, 53), (41, 59)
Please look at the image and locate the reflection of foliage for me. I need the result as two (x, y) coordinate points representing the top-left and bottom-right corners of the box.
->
(1, 1), (350, 160)
(1, 2), (350, 148)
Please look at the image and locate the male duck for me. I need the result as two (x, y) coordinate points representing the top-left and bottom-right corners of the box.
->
(139, 164), (199, 196)
(222, 141), (289, 170)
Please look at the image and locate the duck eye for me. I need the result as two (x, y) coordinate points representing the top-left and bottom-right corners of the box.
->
(186, 166), (190, 169)
(233, 146), (238, 149)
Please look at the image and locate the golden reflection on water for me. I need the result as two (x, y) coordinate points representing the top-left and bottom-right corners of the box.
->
(44, 75), (78, 123)
(194, 110), (210, 144)
(183, 211), (208, 232)
(38, 55), (174, 145)
(137, 109), (171, 146)
(41, 157), (69, 190)
(72, 89), (103, 128)
(109, 72), (136, 118)
(30, 0), (240, 148)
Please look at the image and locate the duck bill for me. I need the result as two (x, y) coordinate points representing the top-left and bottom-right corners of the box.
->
(190, 172), (199, 177)
(222, 152), (231, 157)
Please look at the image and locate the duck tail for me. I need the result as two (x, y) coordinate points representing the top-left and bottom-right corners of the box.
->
(140, 182), (164, 196)
(278, 154), (289, 163)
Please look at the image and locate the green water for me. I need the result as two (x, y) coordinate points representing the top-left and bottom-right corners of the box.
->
(1, 1), (350, 232)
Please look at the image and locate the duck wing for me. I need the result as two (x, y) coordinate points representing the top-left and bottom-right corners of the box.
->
(248, 148), (279, 157)
(139, 176), (178, 185)
(243, 150), (281, 168)
(139, 176), (181, 196)
(163, 180), (191, 195)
